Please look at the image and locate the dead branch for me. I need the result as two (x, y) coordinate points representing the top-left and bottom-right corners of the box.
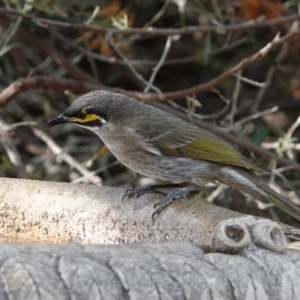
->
(0, 18), (101, 84)
(0, 177), (242, 244)
(0, 7), (299, 36)
(0, 77), (102, 108)
(0, 119), (27, 178)
(0, 177), (299, 244)
(53, 31), (250, 66)
(137, 30), (300, 101)
(0, 28), (299, 106)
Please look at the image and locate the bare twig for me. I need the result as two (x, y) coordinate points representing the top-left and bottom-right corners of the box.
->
(31, 126), (101, 185)
(1, 20), (101, 84)
(1, 30), (299, 107)
(0, 3), (30, 49)
(234, 106), (279, 128)
(53, 31), (249, 66)
(108, 34), (161, 92)
(202, 89), (231, 119)
(140, 31), (300, 101)
(1, 8), (299, 36)
(0, 119), (28, 178)
(251, 27), (293, 113)
(166, 89), (230, 121)
(26, 39), (99, 85)
(262, 116), (300, 161)
(144, 36), (173, 92)
(228, 71), (241, 128)
(0, 77), (99, 108)
(9, 103), (102, 184)
(144, 0), (171, 28)
(284, 115), (300, 160)
(251, 65), (277, 113)
(285, 115), (300, 142)
(233, 74), (266, 88)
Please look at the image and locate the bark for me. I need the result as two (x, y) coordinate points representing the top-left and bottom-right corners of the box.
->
(0, 177), (244, 245)
(0, 177), (299, 245)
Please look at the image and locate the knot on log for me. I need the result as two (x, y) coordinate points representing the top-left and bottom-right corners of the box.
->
(211, 216), (287, 253)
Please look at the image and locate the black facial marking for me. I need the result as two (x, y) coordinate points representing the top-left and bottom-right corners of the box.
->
(84, 119), (103, 127)
(95, 111), (108, 122)
(76, 111), (86, 119)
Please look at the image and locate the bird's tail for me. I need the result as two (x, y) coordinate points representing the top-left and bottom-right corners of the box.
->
(219, 167), (300, 222)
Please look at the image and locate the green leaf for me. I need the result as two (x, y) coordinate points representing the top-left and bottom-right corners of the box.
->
(251, 127), (269, 145)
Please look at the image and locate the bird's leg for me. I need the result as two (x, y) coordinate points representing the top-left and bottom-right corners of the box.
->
(122, 183), (181, 201)
(152, 184), (199, 218)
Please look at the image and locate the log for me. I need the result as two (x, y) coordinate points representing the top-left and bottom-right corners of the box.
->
(0, 217), (298, 300)
(0, 177), (244, 244)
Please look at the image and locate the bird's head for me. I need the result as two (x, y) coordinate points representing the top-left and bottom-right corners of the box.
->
(46, 90), (136, 131)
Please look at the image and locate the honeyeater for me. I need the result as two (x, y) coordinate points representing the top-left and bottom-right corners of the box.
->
(46, 90), (300, 221)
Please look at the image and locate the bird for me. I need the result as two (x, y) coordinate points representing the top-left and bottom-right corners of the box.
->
(46, 90), (300, 221)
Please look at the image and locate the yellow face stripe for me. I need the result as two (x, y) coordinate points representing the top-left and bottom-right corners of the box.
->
(74, 113), (100, 123)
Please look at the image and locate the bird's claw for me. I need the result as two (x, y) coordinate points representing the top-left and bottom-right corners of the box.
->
(152, 202), (166, 220)
(122, 188), (136, 202)
(151, 184), (199, 219)
(152, 198), (172, 219)
(122, 186), (166, 202)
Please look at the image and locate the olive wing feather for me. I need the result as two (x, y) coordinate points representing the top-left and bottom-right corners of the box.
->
(159, 133), (262, 170)
(133, 119), (263, 171)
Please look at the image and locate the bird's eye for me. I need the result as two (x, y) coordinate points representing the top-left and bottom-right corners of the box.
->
(77, 112), (86, 119)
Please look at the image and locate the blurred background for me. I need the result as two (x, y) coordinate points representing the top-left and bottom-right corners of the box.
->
(0, 0), (300, 226)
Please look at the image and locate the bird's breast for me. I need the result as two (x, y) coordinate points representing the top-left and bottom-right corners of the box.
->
(99, 133), (218, 183)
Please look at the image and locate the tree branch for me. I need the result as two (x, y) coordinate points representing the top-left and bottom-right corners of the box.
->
(0, 7), (299, 36)
(0, 177), (299, 244)
(0, 177), (242, 244)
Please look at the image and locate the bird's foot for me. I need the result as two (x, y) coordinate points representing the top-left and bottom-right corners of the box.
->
(152, 184), (198, 219)
(122, 185), (167, 202)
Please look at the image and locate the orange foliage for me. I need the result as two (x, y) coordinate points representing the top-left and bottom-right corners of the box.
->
(242, 0), (285, 20)
(98, 0), (135, 26)
(74, 0), (134, 55)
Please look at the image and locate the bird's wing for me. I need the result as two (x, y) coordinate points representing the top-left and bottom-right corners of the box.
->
(132, 120), (263, 171)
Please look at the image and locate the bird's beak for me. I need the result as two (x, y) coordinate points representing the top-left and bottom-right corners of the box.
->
(46, 114), (74, 128)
